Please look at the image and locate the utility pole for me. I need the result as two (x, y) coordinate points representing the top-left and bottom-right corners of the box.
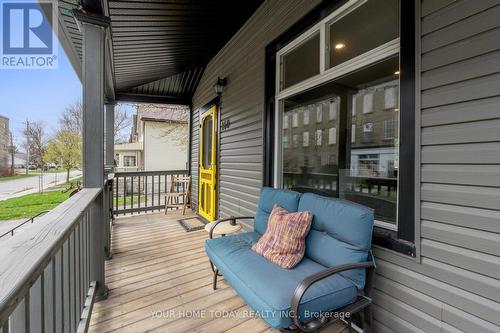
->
(9, 132), (15, 175)
(25, 120), (30, 175)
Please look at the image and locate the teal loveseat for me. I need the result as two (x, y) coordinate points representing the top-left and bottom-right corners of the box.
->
(205, 187), (375, 332)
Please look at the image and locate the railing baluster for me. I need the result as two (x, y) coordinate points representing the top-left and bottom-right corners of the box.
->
(138, 175), (141, 210)
(131, 176), (134, 213)
(114, 177), (118, 217)
(43, 261), (54, 333)
(54, 249), (63, 333)
(145, 175), (148, 210)
(151, 175), (155, 212)
(157, 175), (161, 211)
(75, 224), (81, 323)
(62, 240), (70, 333)
(29, 277), (43, 333)
(123, 176), (126, 216)
(10, 296), (28, 333)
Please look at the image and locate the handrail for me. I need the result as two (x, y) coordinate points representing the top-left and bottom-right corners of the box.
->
(0, 210), (50, 239)
(0, 188), (101, 330)
(114, 169), (188, 177)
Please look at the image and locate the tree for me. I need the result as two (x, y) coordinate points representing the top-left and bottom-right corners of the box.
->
(9, 132), (17, 175)
(23, 120), (46, 169)
(44, 130), (82, 182)
(59, 100), (132, 143)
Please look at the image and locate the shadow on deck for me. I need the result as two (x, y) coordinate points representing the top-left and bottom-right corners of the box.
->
(89, 211), (347, 333)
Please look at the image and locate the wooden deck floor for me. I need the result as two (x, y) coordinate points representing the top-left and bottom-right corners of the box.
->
(89, 211), (347, 333)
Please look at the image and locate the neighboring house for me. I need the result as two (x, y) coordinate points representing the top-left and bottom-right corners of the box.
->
(0, 115), (9, 170)
(114, 104), (188, 171)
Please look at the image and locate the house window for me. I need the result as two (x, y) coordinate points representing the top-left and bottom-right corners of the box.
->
(283, 115), (289, 129)
(303, 108), (310, 125)
(303, 131), (310, 147)
(275, 0), (405, 233)
(316, 105), (323, 123)
(269, 0), (415, 255)
(123, 155), (136, 167)
(384, 118), (395, 139)
(283, 135), (289, 149)
(315, 129), (322, 146)
(292, 113), (299, 127)
(280, 32), (320, 89)
(328, 127), (336, 145)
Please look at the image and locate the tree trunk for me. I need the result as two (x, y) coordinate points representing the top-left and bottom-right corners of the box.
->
(66, 168), (70, 183)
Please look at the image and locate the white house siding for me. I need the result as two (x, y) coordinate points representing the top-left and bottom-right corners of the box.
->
(191, 0), (323, 223)
(144, 121), (188, 171)
(191, 0), (500, 331)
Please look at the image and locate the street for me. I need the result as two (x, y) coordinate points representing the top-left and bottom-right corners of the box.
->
(0, 170), (82, 201)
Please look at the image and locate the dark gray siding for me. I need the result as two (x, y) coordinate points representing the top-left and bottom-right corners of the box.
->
(191, 0), (500, 331)
(191, 0), (322, 224)
(371, 1), (500, 332)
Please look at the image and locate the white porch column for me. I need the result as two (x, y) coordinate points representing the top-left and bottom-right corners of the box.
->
(77, 11), (110, 299)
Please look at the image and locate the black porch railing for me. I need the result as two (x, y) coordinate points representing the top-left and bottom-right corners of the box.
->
(112, 170), (189, 215)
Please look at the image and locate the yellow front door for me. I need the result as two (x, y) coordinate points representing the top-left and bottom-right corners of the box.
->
(198, 105), (217, 221)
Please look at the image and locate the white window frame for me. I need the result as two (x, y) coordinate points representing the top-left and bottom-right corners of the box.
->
(274, 0), (400, 231)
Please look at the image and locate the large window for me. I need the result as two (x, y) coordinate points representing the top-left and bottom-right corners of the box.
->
(123, 155), (137, 167)
(275, 0), (405, 231)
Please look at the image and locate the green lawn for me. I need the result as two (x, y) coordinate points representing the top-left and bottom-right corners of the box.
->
(0, 191), (71, 221)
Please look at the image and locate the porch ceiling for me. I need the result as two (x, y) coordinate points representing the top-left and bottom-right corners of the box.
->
(57, 0), (263, 104)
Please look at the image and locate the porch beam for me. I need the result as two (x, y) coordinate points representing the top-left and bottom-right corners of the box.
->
(115, 92), (191, 105)
(78, 11), (109, 299)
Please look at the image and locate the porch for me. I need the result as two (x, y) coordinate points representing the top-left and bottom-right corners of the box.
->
(89, 211), (348, 333)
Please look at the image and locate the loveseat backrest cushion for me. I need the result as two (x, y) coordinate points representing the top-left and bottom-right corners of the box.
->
(298, 193), (374, 289)
(254, 187), (301, 235)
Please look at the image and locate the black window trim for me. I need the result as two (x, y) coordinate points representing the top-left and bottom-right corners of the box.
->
(263, 0), (416, 257)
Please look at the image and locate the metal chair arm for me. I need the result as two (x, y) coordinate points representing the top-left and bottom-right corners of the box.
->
(290, 253), (376, 332)
(208, 216), (254, 239)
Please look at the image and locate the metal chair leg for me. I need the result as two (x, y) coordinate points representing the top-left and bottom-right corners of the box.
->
(213, 268), (219, 290)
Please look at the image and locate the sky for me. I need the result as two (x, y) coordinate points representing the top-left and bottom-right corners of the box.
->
(0, 1), (135, 149)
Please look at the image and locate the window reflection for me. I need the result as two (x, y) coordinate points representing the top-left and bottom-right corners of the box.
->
(281, 55), (400, 224)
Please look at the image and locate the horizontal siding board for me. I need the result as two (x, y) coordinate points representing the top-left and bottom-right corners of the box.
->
(421, 201), (500, 233)
(422, 73), (500, 108)
(421, 0), (500, 35)
(421, 142), (500, 164)
(421, 119), (500, 145)
(421, 0), (457, 17)
(373, 304), (427, 333)
(419, 257), (500, 302)
(421, 220), (500, 256)
(375, 258), (500, 326)
(421, 50), (500, 90)
(373, 289), (442, 332)
(421, 164), (500, 186)
(374, 275), (442, 319)
(421, 27), (500, 71)
(421, 96), (500, 127)
(421, 239), (500, 280)
(421, 183), (500, 210)
(422, 4), (500, 52)
(442, 303), (500, 333)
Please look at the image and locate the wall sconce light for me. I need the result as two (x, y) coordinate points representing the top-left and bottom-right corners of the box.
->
(214, 77), (227, 95)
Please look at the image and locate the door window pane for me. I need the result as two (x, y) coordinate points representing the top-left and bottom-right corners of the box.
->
(202, 115), (213, 168)
(327, 0), (399, 69)
(281, 33), (320, 89)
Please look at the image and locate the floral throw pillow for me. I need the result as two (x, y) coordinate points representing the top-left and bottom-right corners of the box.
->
(252, 204), (313, 269)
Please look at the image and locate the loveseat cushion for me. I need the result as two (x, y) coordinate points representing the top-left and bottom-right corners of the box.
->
(205, 232), (358, 329)
(298, 193), (374, 289)
(254, 187), (301, 235)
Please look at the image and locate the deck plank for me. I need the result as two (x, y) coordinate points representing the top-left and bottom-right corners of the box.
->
(89, 211), (347, 333)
